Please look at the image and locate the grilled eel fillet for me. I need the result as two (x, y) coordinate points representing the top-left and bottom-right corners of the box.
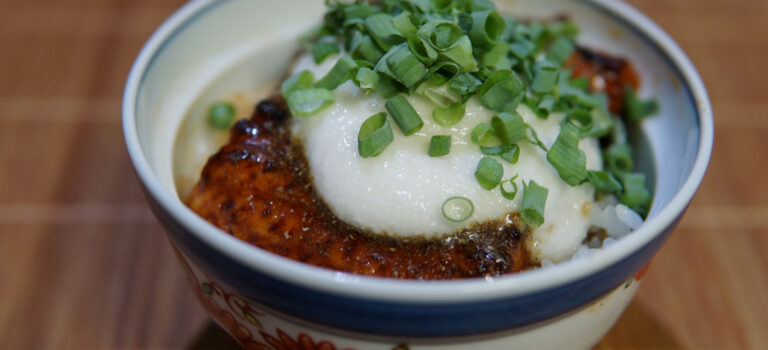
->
(185, 48), (639, 279)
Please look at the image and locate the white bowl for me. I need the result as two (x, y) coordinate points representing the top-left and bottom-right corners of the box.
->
(123, 1), (712, 348)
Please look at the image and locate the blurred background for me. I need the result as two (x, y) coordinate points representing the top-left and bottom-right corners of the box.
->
(0, 0), (766, 349)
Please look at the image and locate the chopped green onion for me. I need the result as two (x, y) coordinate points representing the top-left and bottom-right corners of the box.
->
(482, 144), (520, 164)
(624, 87), (660, 122)
(433, 0), (458, 13)
(428, 135), (452, 157)
(481, 42), (511, 70)
(526, 125), (548, 152)
(425, 61), (460, 86)
(385, 95), (424, 135)
(569, 76), (590, 91)
(521, 180), (548, 227)
(433, 102), (466, 126)
(469, 0), (496, 12)
(474, 156), (504, 190)
(449, 73), (483, 96)
(418, 20), (464, 51)
(509, 39), (535, 59)
(208, 102), (235, 129)
(469, 11), (505, 47)
(583, 106), (614, 138)
(478, 69), (525, 112)
(500, 144), (520, 164)
(500, 175), (519, 200)
(424, 85), (461, 107)
(531, 62), (559, 94)
(587, 170), (622, 194)
(604, 143), (634, 173)
(442, 196), (474, 222)
(315, 56), (357, 90)
(547, 37), (575, 65)
(547, 122), (587, 186)
(311, 42), (340, 64)
(281, 70), (315, 97)
(374, 74), (399, 99)
(407, 32), (437, 64)
(616, 172), (652, 216)
(286, 88), (335, 117)
(343, 3), (374, 19)
(351, 35), (384, 64)
(392, 11), (417, 35)
(382, 43), (428, 88)
(547, 20), (579, 38)
(354, 67), (379, 91)
(365, 13), (405, 51)
(438, 35), (477, 71)
(491, 111), (526, 144)
(564, 108), (594, 136)
(358, 112), (394, 158)
(537, 96), (556, 118)
(471, 123), (497, 147)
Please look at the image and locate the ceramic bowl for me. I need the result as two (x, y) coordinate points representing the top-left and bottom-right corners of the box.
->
(123, 0), (712, 349)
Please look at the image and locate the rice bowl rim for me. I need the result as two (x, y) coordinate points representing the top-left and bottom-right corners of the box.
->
(122, 0), (713, 303)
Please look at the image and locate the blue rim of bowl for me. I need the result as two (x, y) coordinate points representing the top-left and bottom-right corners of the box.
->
(123, 0), (713, 304)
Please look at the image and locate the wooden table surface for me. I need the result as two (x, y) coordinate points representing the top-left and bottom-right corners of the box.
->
(0, 0), (766, 349)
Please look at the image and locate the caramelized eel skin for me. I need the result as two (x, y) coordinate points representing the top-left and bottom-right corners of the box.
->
(566, 47), (640, 114)
(186, 99), (530, 279)
(185, 48), (638, 279)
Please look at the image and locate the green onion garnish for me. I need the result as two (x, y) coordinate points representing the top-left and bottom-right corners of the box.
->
(281, 70), (314, 97)
(471, 123), (497, 147)
(469, 10), (505, 47)
(442, 196), (474, 222)
(407, 32), (437, 64)
(428, 135), (451, 157)
(286, 88), (335, 118)
(449, 72), (483, 97)
(392, 11), (417, 35)
(564, 108), (594, 136)
(474, 156), (504, 190)
(478, 69), (525, 112)
(500, 175), (519, 200)
(616, 172), (652, 216)
(526, 125), (549, 152)
(385, 95), (424, 136)
(509, 39), (535, 59)
(351, 35), (384, 64)
(547, 37), (575, 65)
(624, 87), (660, 122)
(536, 96), (556, 118)
(421, 20), (464, 51)
(604, 143), (634, 173)
(432, 102), (466, 126)
(380, 43), (428, 88)
(358, 112), (394, 158)
(547, 122), (587, 186)
(481, 144), (519, 164)
(365, 13), (405, 51)
(423, 83), (461, 107)
(531, 61), (559, 94)
(292, 2), (660, 212)
(208, 102), (235, 129)
(491, 111), (526, 145)
(483, 41), (511, 68)
(311, 41), (340, 64)
(354, 67), (379, 91)
(315, 56), (357, 90)
(521, 180), (548, 227)
(587, 170), (622, 194)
